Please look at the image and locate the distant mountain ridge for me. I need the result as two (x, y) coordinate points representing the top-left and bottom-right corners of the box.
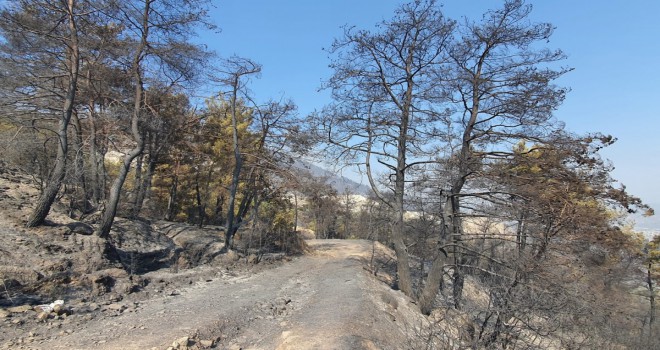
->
(293, 161), (660, 240)
(294, 160), (372, 195)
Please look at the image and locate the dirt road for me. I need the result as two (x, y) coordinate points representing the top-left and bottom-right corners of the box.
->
(32, 240), (422, 350)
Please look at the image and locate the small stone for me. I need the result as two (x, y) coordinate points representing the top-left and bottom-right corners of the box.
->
(199, 339), (214, 348)
(105, 303), (126, 312)
(0, 309), (9, 318)
(65, 222), (94, 235)
(173, 336), (189, 348)
(37, 312), (49, 321)
(7, 305), (32, 313)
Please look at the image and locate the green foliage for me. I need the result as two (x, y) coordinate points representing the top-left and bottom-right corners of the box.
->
(145, 96), (259, 224)
(499, 135), (650, 246)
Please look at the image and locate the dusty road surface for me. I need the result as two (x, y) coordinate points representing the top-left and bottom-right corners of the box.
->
(31, 240), (423, 350)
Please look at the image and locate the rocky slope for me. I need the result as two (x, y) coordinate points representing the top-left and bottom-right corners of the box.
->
(0, 162), (441, 350)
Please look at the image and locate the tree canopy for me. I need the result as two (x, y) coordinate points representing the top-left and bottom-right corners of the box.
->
(0, 0), (655, 348)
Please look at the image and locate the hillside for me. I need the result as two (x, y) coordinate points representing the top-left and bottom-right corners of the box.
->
(0, 163), (439, 349)
(2, 1), (660, 349)
(0, 161), (427, 350)
(294, 160), (372, 196)
(3, 240), (435, 350)
(4, 151), (660, 350)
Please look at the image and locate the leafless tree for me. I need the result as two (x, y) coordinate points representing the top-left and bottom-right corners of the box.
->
(215, 56), (262, 251)
(322, 0), (455, 306)
(0, 0), (84, 227)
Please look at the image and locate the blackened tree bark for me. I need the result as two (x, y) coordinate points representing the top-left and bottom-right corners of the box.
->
(70, 110), (89, 214)
(217, 57), (261, 252)
(96, 0), (213, 237)
(96, 0), (149, 238)
(23, 1), (81, 227)
(321, 0), (571, 315)
(2, 1), (118, 226)
(442, 0), (570, 306)
(322, 0), (454, 303)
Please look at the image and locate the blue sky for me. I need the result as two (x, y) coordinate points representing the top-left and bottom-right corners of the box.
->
(203, 0), (660, 229)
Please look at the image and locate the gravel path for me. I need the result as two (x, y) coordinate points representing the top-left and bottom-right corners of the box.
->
(33, 240), (420, 350)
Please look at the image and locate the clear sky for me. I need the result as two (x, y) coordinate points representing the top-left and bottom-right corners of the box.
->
(203, 0), (660, 229)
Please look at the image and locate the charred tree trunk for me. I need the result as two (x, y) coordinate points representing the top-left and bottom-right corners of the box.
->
(131, 154), (156, 218)
(223, 81), (242, 250)
(87, 103), (106, 205)
(96, 144), (144, 238)
(448, 193), (466, 309)
(213, 193), (225, 225)
(418, 248), (448, 315)
(649, 262), (656, 334)
(217, 57), (260, 252)
(445, 49), (481, 308)
(129, 152), (144, 217)
(293, 192), (298, 234)
(392, 164), (413, 296)
(195, 168), (206, 228)
(96, 0), (150, 239)
(390, 69), (415, 297)
(418, 202), (450, 314)
(71, 110), (89, 214)
(165, 161), (179, 221)
(26, 0), (80, 227)
(516, 210), (527, 255)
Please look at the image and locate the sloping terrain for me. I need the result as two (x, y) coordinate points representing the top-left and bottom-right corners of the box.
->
(0, 162), (437, 350)
(3, 161), (653, 349)
(2, 240), (436, 350)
